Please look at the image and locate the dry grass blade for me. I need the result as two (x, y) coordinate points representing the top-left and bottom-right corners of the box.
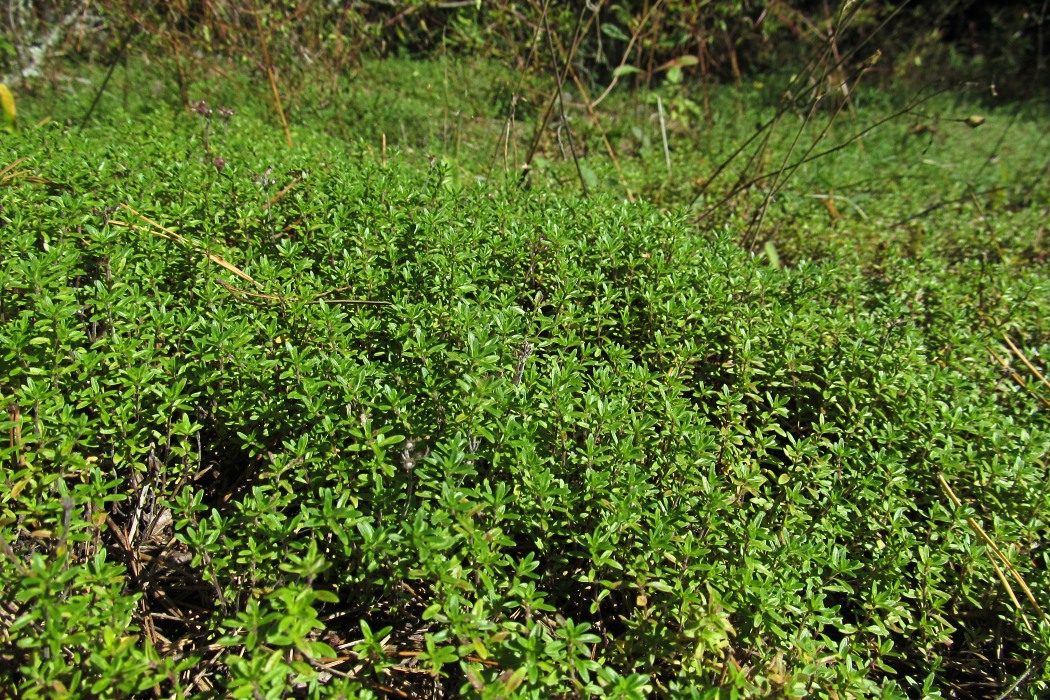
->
(266, 175), (302, 209)
(546, 24), (635, 201)
(0, 533), (27, 575)
(518, 0), (596, 191)
(1002, 333), (1050, 394)
(214, 278), (389, 306)
(938, 473), (1045, 625)
(589, 0), (664, 109)
(112, 204), (259, 286)
(0, 157), (28, 180)
(988, 345), (1050, 409)
(0, 169), (31, 185)
(114, 204), (386, 306)
(116, 203), (189, 243)
(0, 157), (64, 189)
(994, 651), (1050, 700)
(251, 0), (293, 149)
(535, 0), (592, 195)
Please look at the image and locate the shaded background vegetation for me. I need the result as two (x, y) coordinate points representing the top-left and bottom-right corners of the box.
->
(2, 1), (1048, 99)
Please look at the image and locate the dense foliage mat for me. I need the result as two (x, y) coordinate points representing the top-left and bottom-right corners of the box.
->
(1, 105), (1049, 698)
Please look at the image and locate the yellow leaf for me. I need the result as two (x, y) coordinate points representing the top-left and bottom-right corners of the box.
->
(965, 115), (985, 128)
(9, 479), (28, 500)
(501, 667), (527, 693)
(0, 84), (16, 131)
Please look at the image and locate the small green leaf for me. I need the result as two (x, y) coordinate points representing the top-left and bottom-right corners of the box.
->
(376, 432), (405, 448)
(580, 164), (599, 189)
(613, 65), (643, 78)
(600, 23), (629, 41)
(313, 590), (339, 603)
(764, 241), (781, 270)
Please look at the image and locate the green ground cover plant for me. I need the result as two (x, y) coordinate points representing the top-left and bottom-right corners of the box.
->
(2, 57), (1050, 698)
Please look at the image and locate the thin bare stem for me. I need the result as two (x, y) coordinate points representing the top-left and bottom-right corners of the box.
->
(252, 0), (293, 149)
(657, 96), (671, 175)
